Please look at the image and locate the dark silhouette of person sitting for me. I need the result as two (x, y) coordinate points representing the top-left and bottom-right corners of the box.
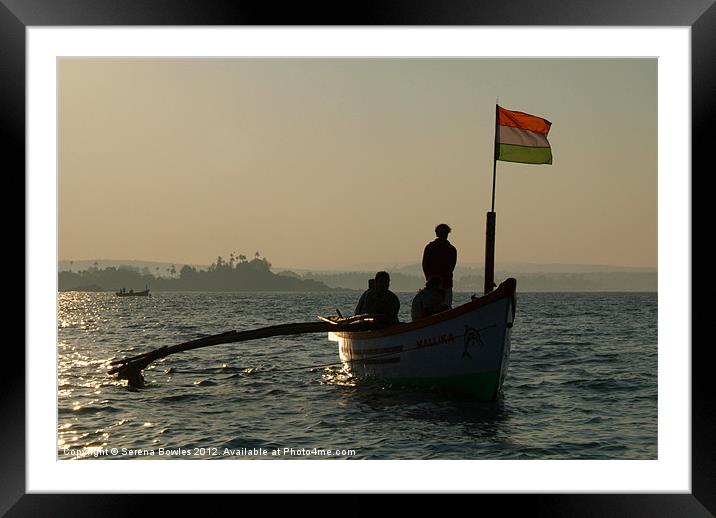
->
(354, 277), (375, 315)
(411, 276), (449, 321)
(363, 271), (400, 325)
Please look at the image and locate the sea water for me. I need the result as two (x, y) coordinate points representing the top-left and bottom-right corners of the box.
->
(57, 291), (657, 460)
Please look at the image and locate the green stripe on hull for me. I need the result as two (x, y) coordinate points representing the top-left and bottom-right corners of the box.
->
(388, 371), (501, 400)
(498, 143), (552, 165)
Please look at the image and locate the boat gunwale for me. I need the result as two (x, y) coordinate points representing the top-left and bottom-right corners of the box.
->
(334, 277), (516, 340)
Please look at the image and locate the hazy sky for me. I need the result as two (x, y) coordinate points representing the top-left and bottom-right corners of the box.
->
(59, 58), (656, 270)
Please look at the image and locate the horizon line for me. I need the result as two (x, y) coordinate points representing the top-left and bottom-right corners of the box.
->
(58, 257), (658, 272)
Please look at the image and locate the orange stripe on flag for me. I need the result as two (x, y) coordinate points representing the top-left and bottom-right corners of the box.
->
(498, 106), (552, 135)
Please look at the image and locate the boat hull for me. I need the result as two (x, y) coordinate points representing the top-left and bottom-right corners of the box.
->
(115, 289), (150, 297)
(329, 278), (516, 399)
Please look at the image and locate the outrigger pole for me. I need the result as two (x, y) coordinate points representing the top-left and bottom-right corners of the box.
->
(108, 318), (382, 388)
(484, 103), (499, 295)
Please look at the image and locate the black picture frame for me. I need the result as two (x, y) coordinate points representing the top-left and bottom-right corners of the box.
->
(6, 0), (711, 515)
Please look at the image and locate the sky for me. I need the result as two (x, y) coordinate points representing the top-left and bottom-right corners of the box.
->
(59, 58), (657, 271)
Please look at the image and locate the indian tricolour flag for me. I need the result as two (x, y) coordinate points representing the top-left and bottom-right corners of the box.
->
(495, 105), (553, 165)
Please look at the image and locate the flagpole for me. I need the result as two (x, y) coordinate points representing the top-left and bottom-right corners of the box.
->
(484, 103), (498, 294)
(491, 103), (498, 212)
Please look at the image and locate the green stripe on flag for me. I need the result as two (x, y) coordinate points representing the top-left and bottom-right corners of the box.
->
(498, 144), (552, 165)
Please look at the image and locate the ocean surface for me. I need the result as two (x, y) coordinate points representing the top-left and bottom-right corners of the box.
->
(58, 291), (657, 460)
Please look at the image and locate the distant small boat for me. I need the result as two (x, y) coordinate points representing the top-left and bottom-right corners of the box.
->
(116, 287), (150, 297)
(326, 277), (516, 400)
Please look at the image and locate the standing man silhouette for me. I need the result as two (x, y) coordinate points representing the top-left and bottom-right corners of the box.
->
(422, 223), (457, 308)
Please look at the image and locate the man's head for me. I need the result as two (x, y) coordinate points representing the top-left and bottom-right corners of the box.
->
(435, 223), (451, 239)
(374, 271), (390, 291)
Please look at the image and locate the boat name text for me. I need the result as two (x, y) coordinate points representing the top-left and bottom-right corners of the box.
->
(416, 333), (455, 348)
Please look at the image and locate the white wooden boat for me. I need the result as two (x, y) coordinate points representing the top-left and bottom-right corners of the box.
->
(328, 277), (516, 399)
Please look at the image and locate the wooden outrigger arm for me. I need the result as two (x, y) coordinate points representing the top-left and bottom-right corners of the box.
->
(108, 318), (381, 388)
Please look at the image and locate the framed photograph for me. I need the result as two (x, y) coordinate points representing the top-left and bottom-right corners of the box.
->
(8, 0), (711, 514)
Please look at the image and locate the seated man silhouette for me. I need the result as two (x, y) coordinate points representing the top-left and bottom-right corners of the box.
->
(363, 271), (400, 325)
(354, 277), (375, 315)
(411, 275), (449, 321)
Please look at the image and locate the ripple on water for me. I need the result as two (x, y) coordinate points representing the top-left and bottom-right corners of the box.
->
(192, 379), (218, 387)
(159, 394), (206, 403)
(60, 404), (121, 416)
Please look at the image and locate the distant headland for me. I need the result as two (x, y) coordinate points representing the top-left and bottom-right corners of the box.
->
(59, 254), (657, 292)
(58, 254), (333, 292)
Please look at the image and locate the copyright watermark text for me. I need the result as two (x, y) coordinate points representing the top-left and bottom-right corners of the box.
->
(61, 446), (357, 458)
